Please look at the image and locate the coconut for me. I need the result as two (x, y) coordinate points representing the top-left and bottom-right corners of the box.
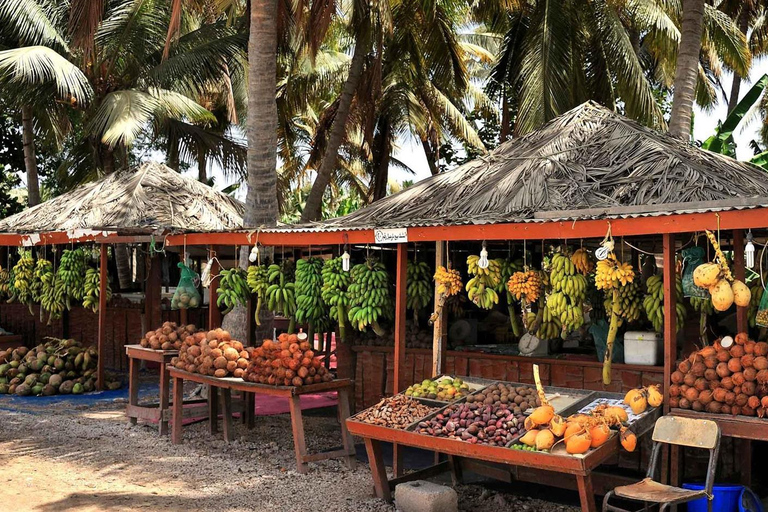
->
(721, 376), (734, 390)
(755, 343), (768, 357)
(704, 369), (718, 381)
(727, 358), (742, 373)
(671, 371), (684, 384)
(669, 384), (681, 397)
(744, 367), (757, 382)
(754, 357), (768, 370)
(716, 362), (730, 379)
(730, 345), (745, 358)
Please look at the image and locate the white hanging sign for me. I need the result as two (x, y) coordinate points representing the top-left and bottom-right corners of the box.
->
(374, 228), (408, 244)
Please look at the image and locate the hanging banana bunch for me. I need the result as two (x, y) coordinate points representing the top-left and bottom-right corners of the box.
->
(606, 279), (643, 326)
(247, 264), (270, 326)
(321, 257), (351, 341)
(295, 257), (326, 336)
(548, 252), (587, 336)
(748, 281), (763, 329)
(348, 259), (390, 335)
(216, 267), (250, 315)
(82, 267), (112, 313)
(57, 248), (86, 308)
(40, 272), (65, 325)
(691, 296), (714, 345)
(494, 258), (523, 337)
(595, 252), (635, 385)
(465, 254), (501, 310)
(525, 299), (562, 340)
(643, 274), (686, 333)
(571, 248), (595, 275)
(507, 270), (542, 303)
(431, 266), (462, 324)
(0, 266), (11, 300)
(30, 258), (52, 303)
(406, 261), (432, 320)
(10, 250), (35, 313)
(266, 261), (297, 331)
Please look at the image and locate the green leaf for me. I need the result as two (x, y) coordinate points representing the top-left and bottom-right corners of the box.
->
(702, 74), (768, 154)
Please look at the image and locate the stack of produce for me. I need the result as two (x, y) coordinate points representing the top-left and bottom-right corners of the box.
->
(216, 267), (250, 314)
(348, 259), (390, 335)
(354, 395), (437, 429)
(295, 258), (326, 330)
(247, 264), (270, 325)
(692, 230), (750, 312)
(467, 383), (539, 415)
(548, 252), (587, 334)
(643, 274), (685, 333)
(170, 328), (251, 378)
(242, 333), (332, 386)
(0, 337), (120, 395)
(406, 261), (432, 316)
(415, 401), (526, 446)
(321, 257), (352, 339)
(140, 322), (198, 350)
(404, 377), (471, 401)
(466, 254), (501, 309)
(669, 333), (768, 416)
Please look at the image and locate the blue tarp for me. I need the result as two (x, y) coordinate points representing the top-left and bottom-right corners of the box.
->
(0, 380), (160, 412)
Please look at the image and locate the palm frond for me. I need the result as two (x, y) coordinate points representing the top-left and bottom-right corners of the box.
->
(0, 0), (67, 49)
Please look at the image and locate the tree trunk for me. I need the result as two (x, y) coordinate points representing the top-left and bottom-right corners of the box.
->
(727, 8), (750, 114)
(114, 243), (133, 290)
(167, 135), (180, 171)
(668, 0), (705, 140)
(499, 89), (511, 143)
(197, 149), (207, 183)
(372, 120), (391, 201)
(300, 37), (368, 222)
(421, 138), (439, 175)
(21, 106), (40, 207)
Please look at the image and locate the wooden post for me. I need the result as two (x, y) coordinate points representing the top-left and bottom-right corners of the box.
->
(661, 233), (676, 484)
(432, 241), (447, 377)
(734, 230), (747, 334)
(96, 243), (108, 391)
(208, 245), (222, 329)
(394, 243), (407, 394)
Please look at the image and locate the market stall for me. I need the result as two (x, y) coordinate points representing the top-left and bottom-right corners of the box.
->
(161, 102), (768, 497)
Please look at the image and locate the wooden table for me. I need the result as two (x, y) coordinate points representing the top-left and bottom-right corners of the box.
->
(0, 334), (23, 352)
(168, 368), (357, 474)
(125, 345), (178, 435)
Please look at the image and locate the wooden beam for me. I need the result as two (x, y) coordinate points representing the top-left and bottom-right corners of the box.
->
(165, 230), (375, 248)
(733, 230), (747, 334)
(208, 246), (222, 329)
(432, 241), (446, 377)
(661, 233), (676, 485)
(96, 243), (108, 391)
(394, 243), (407, 393)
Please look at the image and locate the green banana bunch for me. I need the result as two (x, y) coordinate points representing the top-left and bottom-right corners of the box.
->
(266, 261), (297, 330)
(82, 267), (112, 313)
(690, 296), (714, 315)
(641, 274), (686, 333)
(546, 291), (584, 334)
(605, 279), (643, 326)
(406, 261), (432, 314)
(321, 257), (351, 340)
(57, 248), (86, 308)
(748, 282), (763, 329)
(295, 257), (326, 328)
(216, 267), (250, 315)
(31, 258), (52, 303)
(348, 259), (390, 335)
(40, 272), (65, 325)
(466, 255), (501, 310)
(247, 264), (270, 326)
(10, 249), (35, 308)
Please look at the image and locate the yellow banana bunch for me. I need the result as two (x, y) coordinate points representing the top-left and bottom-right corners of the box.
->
(466, 255), (501, 310)
(507, 270), (542, 303)
(10, 249), (35, 307)
(525, 303), (561, 339)
(82, 267), (111, 313)
(322, 257), (351, 339)
(40, 272), (65, 325)
(0, 267), (10, 299)
(642, 274), (685, 333)
(247, 264), (270, 325)
(30, 258), (52, 303)
(295, 257), (326, 327)
(595, 253), (635, 290)
(467, 254), (502, 282)
(434, 266), (462, 296)
(571, 248), (594, 275)
(216, 267), (250, 315)
(348, 259), (390, 335)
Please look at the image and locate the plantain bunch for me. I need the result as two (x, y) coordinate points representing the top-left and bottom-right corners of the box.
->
(57, 248), (87, 308)
(216, 267), (250, 315)
(82, 267), (111, 313)
(295, 257), (326, 327)
(643, 274), (686, 333)
(10, 249), (35, 307)
(321, 257), (352, 338)
(31, 258), (52, 303)
(247, 264), (270, 325)
(266, 261), (297, 330)
(348, 259), (390, 334)
(406, 261), (432, 314)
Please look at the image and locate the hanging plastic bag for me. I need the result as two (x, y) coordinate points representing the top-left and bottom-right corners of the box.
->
(171, 262), (202, 310)
(681, 246), (709, 298)
(756, 285), (768, 327)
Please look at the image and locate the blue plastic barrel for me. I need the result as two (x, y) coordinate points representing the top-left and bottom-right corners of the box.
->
(682, 483), (743, 512)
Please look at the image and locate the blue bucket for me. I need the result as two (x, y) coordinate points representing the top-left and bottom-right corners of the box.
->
(682, 483), (743, 512)
(739, 487), (764, 512)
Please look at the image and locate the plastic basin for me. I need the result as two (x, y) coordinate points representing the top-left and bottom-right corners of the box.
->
(682, 483), (743, 512)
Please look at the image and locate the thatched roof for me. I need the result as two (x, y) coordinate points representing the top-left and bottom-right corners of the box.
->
(0, 162), (244, 234)
(286, 101), (768, 232)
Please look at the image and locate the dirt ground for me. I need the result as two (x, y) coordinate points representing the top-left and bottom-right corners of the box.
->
(0, 393), (581, 512)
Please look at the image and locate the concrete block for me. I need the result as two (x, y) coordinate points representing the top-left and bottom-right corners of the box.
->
(395, 480), (458, 512)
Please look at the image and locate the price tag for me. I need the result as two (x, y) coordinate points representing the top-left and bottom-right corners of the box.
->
(374, 228), (408, 244)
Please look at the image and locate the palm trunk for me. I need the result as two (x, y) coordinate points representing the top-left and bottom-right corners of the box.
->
(114, 244), (133, 290)
(21, 106), (40, 207)
(421, 139), (439, 175)
(499, 89), (511, 143)
(727, 9), (750, 114)
(197, 150), (207, 183)
(668, 0), (705, 140)
(372, 120), (391, 201)
(167, 135), (180, 171)
(300, 37), (368, 222)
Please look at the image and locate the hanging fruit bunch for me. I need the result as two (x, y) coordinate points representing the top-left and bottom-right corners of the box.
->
(643, 274), (686, 333)
(10, 249), (35, 311)
(266, 261), (297, 331)
(247, 264), (270, 325)
(693, 230), (750, 312)
(494, 258), (524, 336)
(406, 260), (432, 319)
(30, 258), (52, 303)
(39, 271), (64, 325)
(548, 252), (587, 335)
(465, 254), (501, 310)
(595, 252), (635, 385)
(571, 248), (595, 275)
(82, 267), (112, 313)
(524, 300), (562, 341)
(691, 296), (715, 345)
(0, 266), (11, 300)
(430, 265), (462, 324)
(321, 257), (351, 341)
(748, 282), (763, 329)
(507, 270), (543, 303)
(348, 259), (390, 335)
(57, 248), (86, 309)
(216, 267), (250, 315)
(295, 257), (326, 335)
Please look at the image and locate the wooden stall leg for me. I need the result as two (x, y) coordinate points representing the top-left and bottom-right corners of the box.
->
(364, 438), (392, 502)
(576, 474), (597, 512)
(288, 395), (310, 474)
(221, 388), (234, 443)
(128, 356), (139, 425)
(393, 444), (404, 478)
(246, 392), (256, 429)
(208, 385), (219, 434)
(670, 445), (681, 487)
(171, 376), (184, 444)
(740, 439), (752, 487)
(159, 363), (170, 435)
(338, 388), (357, 470)
(448, 455), (463, 485)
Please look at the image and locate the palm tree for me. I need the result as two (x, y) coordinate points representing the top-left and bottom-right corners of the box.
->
(669, 0), (706, 139)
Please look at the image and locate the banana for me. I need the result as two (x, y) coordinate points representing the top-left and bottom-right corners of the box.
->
(406, 261), (432, 316)
(216, 267), (250, 315)
(295, 257), (327, 331)
(82, 267), (112, 313)
(348, 259), (390, 334)
(10, 249), (35, 310)
(247, 264), (270, 325)
(265, 261), (297, 331)
(56, 248), (87, 309)
(642, 274), (686, 333)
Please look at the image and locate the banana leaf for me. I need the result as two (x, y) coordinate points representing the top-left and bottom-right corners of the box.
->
(701, 74), (768, 155)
